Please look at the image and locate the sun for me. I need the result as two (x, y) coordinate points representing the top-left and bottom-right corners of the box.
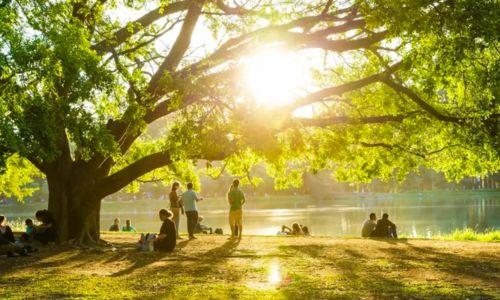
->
(243, 50), (312, 107)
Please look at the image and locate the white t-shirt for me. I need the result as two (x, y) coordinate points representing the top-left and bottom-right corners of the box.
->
(361, 219), (376, 237)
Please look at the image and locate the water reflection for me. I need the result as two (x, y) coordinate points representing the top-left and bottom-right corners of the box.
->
(267, 259), (281, 285)
(5, 192), (499, 237)
(97, 193), (499, 236)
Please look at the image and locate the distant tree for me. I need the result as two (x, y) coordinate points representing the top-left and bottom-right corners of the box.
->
(0, 0), (498, 244)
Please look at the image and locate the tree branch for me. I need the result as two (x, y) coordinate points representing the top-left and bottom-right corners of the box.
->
(148, 0), (205, 97)
(290, 114), (406, 128)
(284, 62), (401, 112)
(92, 1), (189, 54)
(382, 78), (462, 123)
(96, 151), (173, 198)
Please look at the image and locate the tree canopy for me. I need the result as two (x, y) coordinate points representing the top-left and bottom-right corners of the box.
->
(0, 0), (498, 200)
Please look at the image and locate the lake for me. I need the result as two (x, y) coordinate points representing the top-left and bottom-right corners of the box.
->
(2, 191), (499, 237)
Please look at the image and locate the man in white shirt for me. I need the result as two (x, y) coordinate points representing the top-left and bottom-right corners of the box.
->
(361, 213), (377, 237)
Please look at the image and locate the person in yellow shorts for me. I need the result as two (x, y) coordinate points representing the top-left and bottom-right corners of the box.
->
(227, 179), (246, 239)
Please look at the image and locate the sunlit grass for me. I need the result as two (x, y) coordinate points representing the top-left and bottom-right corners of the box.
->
(399, 228), (500, 242)
(1, 234), (498, 299)
(441, 228), (500, 242)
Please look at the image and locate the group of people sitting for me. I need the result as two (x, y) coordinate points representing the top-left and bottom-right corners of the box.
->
(109, 218), (137, 232)
(361, 212), (398, 238)
(0, 210), (58, 257)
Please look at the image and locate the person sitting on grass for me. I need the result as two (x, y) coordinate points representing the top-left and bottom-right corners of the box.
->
(0, 215), (31, 257)
(194, 216), (213, 234)
(361, 213), (377, 237)
(0, 215), (15, 244)
(278, 223), (310, 236)
(122, 219), (136, 232)
(21, 218), (35, 242)
(371, 213), (398, 239)
(33, 210), (58, 245)
(154, 209), (176, 252)
(109, 218), (120, 231)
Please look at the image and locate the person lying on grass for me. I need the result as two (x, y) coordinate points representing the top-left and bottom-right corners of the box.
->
(278, 223), (310, 236)
(154, 209), (176, 252)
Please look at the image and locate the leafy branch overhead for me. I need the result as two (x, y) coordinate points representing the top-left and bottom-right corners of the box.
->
(0, 0), (498, 197)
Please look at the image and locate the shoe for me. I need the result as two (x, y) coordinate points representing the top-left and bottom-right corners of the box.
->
(189, 236), (197, 240)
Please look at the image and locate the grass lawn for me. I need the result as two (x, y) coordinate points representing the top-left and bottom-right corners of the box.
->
(0, 233), (499, 299)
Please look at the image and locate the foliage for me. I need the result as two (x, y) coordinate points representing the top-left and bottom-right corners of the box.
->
(0, 0), (498, 200)
(0, 154), (42, 199)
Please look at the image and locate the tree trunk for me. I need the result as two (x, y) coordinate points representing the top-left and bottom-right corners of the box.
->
(46, 170), (103, 245)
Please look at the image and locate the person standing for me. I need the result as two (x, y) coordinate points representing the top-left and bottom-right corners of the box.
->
(361, 213), (377, 237)
(181, 182), (203, 240)
(169, 182), (184, 239)
(228, 179), (246, 239)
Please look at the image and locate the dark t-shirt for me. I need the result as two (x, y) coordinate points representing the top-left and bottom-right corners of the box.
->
(371, 218), (396, 237)
(0, 226), (15, 244)
(34, 212), (59, 244)
(109, 224), (119, 231)
(155, 219), (176, 252)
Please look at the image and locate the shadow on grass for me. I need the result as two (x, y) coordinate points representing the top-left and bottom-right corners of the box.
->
(277, 243), (497, 299)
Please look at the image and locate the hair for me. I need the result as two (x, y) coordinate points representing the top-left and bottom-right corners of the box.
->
(126, 219), (131, 224)
(114, 218), (120, 223)
(232, 179), (240, 188)
(382, 213), (389, 219)
(0, 215), (5, 225)
(159, 209), (172, 218)
(171, 181), (180, 192)
(35, 210), (47, 222)
(292, 223), (302, 234)
(369, 213), (376, 220)
(25, 218), (33, 226)
(302, 226), (310, 236)
(187, 182), (193, 189)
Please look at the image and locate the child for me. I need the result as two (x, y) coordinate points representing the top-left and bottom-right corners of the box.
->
(25, 218), (34, 235)
(21, 218), (34, 243)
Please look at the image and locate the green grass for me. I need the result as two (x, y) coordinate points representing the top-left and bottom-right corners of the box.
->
(442, 228), (500, 242)
(1, 234), (499, 299)
(398, 228), (500, 242)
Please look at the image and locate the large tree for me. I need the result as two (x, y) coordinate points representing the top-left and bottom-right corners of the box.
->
(0, 0), (498, 244)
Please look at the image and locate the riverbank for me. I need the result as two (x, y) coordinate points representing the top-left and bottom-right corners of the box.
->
(1, 234), (499, 299)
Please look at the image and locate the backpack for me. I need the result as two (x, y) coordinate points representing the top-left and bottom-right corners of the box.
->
(214, 228), (223, 235)
(138, 233), (157, 251)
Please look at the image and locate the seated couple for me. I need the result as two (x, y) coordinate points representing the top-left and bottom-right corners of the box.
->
(278, 223), (310, 236)
(361, 213), (398, 238)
